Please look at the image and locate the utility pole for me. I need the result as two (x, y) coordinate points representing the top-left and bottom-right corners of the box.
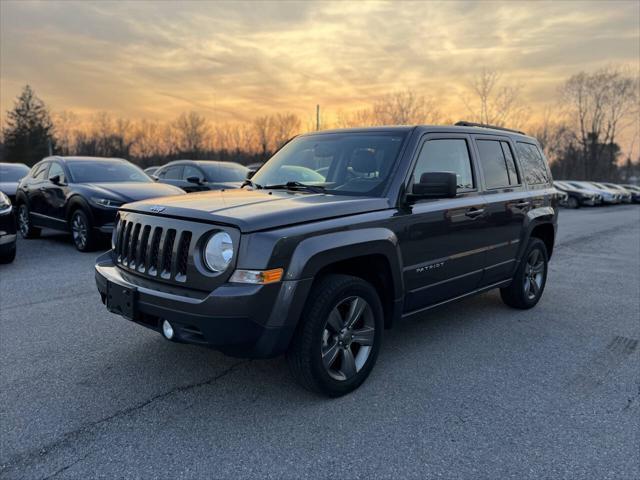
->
(316, 104), (320, 131)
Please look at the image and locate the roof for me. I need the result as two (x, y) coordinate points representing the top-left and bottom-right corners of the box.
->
(43, 156), (127, 163)
(301, 125), (535, 141)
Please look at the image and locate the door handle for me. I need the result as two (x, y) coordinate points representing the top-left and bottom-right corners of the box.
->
(39, 186), (46, 191)
(465, 208), (485, 218)
(513, 201), (530, 208)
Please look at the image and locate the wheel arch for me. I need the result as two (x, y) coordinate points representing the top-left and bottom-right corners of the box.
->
(285, 229), (404, 329)
(65, 195), (94, 225)
(528, 222), (555, 259)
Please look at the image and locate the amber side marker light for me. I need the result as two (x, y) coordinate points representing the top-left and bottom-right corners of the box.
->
(230, 268), (284, 284)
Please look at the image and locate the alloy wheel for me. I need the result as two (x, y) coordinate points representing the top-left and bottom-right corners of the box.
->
(523, 249), (545, 300)
(18, 205), (30, 236)
(321, 296), (375, 381)
(72, 213), (88, 250)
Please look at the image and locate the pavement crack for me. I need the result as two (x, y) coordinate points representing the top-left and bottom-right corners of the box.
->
(41, 451), (92, 480)
(0, 360), (248, 475)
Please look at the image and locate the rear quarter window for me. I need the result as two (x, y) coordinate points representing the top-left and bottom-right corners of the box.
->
(516, 142), (549, 185)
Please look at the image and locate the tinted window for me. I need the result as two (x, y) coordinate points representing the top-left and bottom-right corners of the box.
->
(48, 163), (66, 183)
(414, 139), (474, 190)
(67, 161), (150, 183)
(159, 165), (183, 180)
(183, 165), (203, 180)
(516, 142), (549, 185)
(200, 163), (248, 182)
(251, 133), (407, 195)
(476, 140), (510, 189)
(0, 164), (30, 182)
(32, 163), (50, 180)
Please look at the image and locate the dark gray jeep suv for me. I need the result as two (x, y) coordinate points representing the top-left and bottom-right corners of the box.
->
(95, 122), (558, 396)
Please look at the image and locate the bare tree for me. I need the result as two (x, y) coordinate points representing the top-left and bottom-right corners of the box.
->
(253, 115), (273, 157)
(335, 90), (440, 128)
(171, 112), (210, 157)
(372, 90), (441, 125)
(561, 66), (639, 179)
(271, 113), (301, 149)
(462, 69), (530, 129)
(53, 110), (80, 155)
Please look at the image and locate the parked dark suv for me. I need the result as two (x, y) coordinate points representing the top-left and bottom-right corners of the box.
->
(96, 123), (557, 396)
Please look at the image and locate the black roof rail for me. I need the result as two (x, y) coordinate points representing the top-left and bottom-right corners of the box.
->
(454, 121), (526, 135)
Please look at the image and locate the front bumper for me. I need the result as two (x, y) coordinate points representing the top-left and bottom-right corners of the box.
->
(95, 252), (312, 358)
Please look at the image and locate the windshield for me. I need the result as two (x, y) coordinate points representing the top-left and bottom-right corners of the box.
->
(250, 132), (407, 196)
(200, 163), (248, 182)
(0, 164), (30, 182)
(67, 161), (151, 183)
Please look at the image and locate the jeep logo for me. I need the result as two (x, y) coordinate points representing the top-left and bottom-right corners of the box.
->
(150, 206), (165, 213)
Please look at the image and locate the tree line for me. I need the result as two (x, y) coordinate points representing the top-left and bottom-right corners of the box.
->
(1, 66), (638, 181)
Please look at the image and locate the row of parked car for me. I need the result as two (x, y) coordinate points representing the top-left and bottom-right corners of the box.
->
(553, 180), (640, 208)
(0, 157), (256, 262)
(0, 155), (638, 264)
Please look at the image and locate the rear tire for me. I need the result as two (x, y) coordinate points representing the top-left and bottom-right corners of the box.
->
(17, 204), (41, 239)
(70, 209), (98, 252)
(500, 238), (548, 309)
(287, 274), (384, 397)
(567, 196), (579, 209)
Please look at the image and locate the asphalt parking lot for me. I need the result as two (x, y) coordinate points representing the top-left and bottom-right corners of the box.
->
(1, 205), (639, 479)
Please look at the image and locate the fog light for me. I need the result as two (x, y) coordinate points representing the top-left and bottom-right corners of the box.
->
(162, 320), (174, 340)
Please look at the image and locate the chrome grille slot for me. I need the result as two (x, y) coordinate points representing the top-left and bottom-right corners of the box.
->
(160, 229), (176, 279)
(176, 231), (192, 282)
(148, 227), (163, 276)
(121, 222), (133, 265)
(128, 223), (141, 268)
(137, 225), (151, 272)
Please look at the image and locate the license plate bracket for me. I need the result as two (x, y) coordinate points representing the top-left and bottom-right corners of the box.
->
(106, 281), (137, 321)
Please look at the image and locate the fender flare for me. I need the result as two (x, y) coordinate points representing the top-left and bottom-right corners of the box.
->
(65, 195), (94, 224)
(285, 227), (404, 299)
(268, 228), (405, 336)
(517, 206), (557, 260)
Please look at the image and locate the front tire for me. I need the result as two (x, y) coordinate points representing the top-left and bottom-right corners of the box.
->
(17, 204), (41, 239)
(287, 274), (384, 397)
(70, 209), (98, 252)
(500, 238), (548, 309)
(0, 244), (16, 264)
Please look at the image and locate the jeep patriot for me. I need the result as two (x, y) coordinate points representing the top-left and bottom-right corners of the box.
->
(95, 122), (558, 396)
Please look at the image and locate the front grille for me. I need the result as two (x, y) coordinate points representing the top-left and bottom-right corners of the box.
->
(114, 219), (191, 283)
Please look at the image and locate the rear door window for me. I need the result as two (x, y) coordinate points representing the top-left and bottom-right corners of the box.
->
(476, 140), (509, 189)
(516, 142), (549, 185)
(414, 138), (474, 190)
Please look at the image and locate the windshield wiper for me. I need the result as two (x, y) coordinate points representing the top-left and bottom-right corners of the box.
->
(240, 179), (263, 189)
(263, 181), (326, 193)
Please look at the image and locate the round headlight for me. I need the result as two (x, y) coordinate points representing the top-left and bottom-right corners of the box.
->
(203, 231), (234, 272)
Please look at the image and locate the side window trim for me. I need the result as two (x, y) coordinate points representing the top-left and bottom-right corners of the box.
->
(471, 134), (524, 192)
(409, 133), (479, 195)
(500, 140), (521, 186)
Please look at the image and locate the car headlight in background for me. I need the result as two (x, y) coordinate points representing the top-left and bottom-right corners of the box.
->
(0, 191), (11, 214)
(203, 231), (234, 272)
(92, 197), (124, 208)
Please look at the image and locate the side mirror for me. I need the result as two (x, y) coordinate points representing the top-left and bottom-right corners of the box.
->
(186, 176), (202, 184)
(49, 174), (63, 185)
(410, 171), (457, 200)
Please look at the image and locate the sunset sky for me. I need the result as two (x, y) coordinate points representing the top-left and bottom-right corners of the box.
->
(1, 0), (639, 135)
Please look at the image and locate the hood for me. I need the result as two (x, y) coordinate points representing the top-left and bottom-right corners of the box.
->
(0, 182), (18, 197)
(87, 182), (185, 202)
(122, 188), (390, 232)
